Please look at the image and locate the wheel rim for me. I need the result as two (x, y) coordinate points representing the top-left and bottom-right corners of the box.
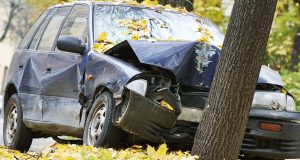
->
(5, 104), (17, 144)
(87, 102), (107, 146)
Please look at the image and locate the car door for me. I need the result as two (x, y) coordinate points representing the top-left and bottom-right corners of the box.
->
(17, 8), (59, 121)
(19, 6), (72, 121)
(42, 4), (90, 126)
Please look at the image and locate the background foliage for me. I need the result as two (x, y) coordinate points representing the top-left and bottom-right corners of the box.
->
(266, 0), (300, 70)
(193, 0), (300, 109)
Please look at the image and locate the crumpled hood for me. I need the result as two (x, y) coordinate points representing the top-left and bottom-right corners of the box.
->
(106, 40), (284, 89)
(107, 40), (220, 89)
(257, 65), (284, 86)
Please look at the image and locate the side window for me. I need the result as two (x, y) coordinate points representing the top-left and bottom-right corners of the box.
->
(29, 9), (56, 50)
(37, 7), (71, 51)
(18, 11), (48, 49)
(59, 5), (89, 46)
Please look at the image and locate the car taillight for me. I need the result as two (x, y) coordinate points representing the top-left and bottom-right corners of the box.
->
(259, 122), (282, 132)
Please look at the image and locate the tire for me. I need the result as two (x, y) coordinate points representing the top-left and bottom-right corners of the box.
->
(3, 94), (33, 152)
(83, 91), (125, 148)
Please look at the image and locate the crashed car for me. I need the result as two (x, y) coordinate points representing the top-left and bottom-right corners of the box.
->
(2, 1), (300, 159)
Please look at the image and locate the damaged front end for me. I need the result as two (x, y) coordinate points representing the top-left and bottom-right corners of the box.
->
(113, 71), (181, 142)
(254, 66), (296, 112)
(99, 39), (219, 142)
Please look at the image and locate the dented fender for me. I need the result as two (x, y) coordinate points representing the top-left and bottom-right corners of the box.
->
(84, 52), (141, 99)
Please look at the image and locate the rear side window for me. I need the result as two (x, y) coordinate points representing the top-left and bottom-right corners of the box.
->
(17, 11), (48, 49)
(58, 5), (89, 46)
(37, 7), (71, 51)
(29, 9), (56, 50)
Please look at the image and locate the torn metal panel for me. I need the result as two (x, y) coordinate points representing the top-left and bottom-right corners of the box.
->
(114, 90), (179, 142)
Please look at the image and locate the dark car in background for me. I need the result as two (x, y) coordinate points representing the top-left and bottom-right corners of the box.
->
(2, 1), (300, 159)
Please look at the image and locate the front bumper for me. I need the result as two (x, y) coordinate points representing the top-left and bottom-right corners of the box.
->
(241, 109), (300, 159)
(114, 89), (181, 142)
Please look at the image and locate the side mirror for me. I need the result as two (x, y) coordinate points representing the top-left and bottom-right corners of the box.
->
(57, 36), (86, 55)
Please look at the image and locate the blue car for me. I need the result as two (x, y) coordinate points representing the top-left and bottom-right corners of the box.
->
(2, 1), (300, 159)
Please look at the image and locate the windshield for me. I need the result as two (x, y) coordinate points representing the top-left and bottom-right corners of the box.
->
(94, 4), (224, 47)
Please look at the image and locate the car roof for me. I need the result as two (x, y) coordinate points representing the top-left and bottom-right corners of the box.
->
(49, 1), (92, 9)
(48, 1), (200, 18)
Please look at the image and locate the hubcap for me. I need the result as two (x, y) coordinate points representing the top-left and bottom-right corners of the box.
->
(87, 103), (106, 146)
(5, 104), (17, 144)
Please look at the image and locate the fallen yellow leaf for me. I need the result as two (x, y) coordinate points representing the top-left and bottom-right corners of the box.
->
(97, 32), (108, 42)
(160, 100), (175, 111)
(156, 143), (168, 158)
(131, 34), (139, 40)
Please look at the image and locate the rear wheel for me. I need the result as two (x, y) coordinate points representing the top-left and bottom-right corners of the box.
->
(83, 91), (125, 148)
(3, 94), (33, 152)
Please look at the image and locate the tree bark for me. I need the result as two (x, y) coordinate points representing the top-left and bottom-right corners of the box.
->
(291, 27), (300, 71)
(191, 0), (278, 160)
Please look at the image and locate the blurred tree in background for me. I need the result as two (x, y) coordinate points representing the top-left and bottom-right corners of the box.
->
(0, 0), (70, 42)
(266, 0), (300, 70)
(193, 0), (229, 32)
(26, 0), (72, 11)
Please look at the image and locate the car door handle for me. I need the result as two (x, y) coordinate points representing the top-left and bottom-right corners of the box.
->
(46, 67), (52, 73)
(19, 65), (23, 70)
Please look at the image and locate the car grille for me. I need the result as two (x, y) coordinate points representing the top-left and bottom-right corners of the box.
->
(242, 128), (299, 152)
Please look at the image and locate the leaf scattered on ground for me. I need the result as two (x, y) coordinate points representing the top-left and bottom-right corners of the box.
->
(0, 144), (199, 160)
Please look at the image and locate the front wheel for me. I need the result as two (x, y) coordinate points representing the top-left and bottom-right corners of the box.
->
(83, 91), (125, 148)
(3, 94), (33, 152)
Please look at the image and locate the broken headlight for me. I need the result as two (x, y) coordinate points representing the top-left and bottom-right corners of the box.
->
(126, 79), (147, 96)
(253, 84), (296, 111)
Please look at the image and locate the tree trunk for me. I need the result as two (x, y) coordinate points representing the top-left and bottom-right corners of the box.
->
(0, 1), (19, 42)
(191, 0), (278, 160)
(291, 27), (300, 71)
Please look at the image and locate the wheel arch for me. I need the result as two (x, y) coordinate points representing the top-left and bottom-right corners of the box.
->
(92, 85), (111, 101)
(80, 85), (112, 128)
(4, 83), (18, 113)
